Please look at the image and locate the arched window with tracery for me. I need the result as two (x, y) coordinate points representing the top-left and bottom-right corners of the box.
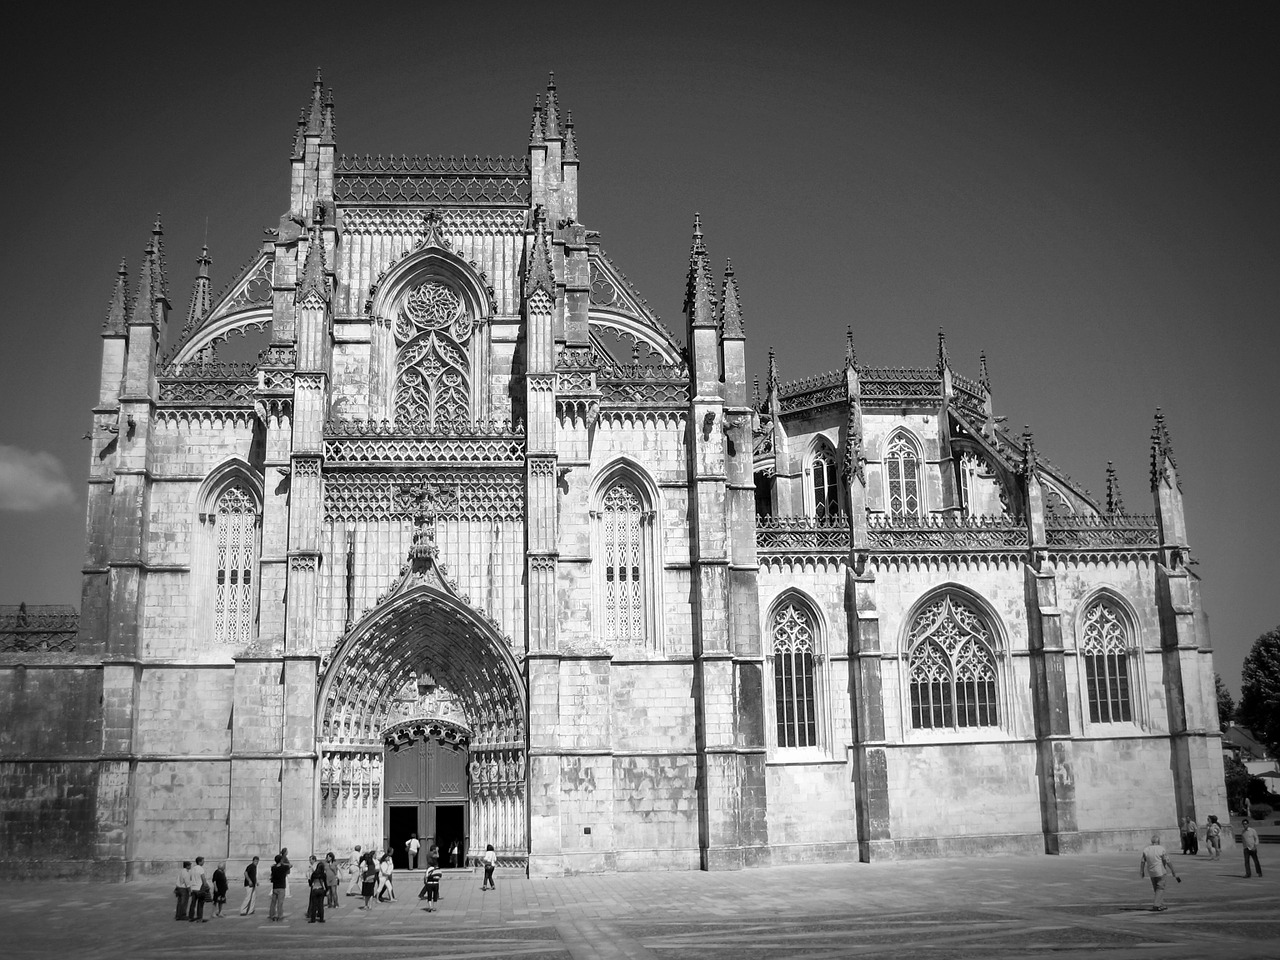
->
(1082, 600), (1133, 723)
(394, 280), (473, 429)
(601, 480), (647, 646)
(213, 483), (258, 645)
(907, 594), (999, 730)
(885, 432), (923, 518)
(810, 448), (840, 520)
(772, 602), (818, 748)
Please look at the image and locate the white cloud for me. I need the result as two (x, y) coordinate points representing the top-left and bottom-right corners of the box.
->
(0, 445), (75, 511)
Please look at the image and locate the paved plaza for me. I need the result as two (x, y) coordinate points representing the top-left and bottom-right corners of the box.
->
(2, 851), (1276, 960)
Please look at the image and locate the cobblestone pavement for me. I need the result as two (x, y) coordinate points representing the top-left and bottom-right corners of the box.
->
(2, 851), (1275, 960)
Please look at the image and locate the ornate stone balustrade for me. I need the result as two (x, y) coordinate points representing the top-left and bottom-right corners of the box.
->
(338, 154), (528, 175)
(859, 367), (943, 408)
(158, 361), (258, 406)
(599, 362), (690, 406)
(867, 514), (1027, 551)
(0, 604), (78, 653)
(1045, 514), (1159, 549)
(756, 516), (850, 557)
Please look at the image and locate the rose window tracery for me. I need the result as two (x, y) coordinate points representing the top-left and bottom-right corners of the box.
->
(394, 281), (473, 429)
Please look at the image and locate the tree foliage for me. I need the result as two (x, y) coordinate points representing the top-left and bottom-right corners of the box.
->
(1239, 626), (1280, 760)
(1216, 673), (1236, 730)
(1223, 755), (1253, 813)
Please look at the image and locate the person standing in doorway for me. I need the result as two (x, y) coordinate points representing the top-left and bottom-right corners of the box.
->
(407, 833), (420, 870)
(448, 840), (459, 869)
(240, 855), (260, 915)
(1242, 819), (1263, 877)
(1139, 834), (1180, 911)
(268, 854), (289, 921)
(481, 844), (496, 890)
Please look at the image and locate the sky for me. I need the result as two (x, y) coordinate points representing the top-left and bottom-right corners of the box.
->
(0, 2), (1275, 694)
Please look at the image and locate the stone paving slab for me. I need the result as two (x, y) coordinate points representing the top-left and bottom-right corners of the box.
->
(0, 851), (1275, 960)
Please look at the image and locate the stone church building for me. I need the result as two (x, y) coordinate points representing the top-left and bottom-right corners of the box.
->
(1, 75), (1227, 878)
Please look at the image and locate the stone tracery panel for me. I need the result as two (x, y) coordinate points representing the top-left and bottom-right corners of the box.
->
(394, 281), (473, 429)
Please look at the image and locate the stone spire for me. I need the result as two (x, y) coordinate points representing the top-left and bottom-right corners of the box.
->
(182, 245), (213, 339)
(719, 258), (744, 339)
(544, 72), (560, 139)
(296, 227), (329, 303)
(529, 94), (544, 145)
(1019, 426), (1038, 479)
(1105, 461), (1125, 516)
(564, 110), (578, 163)
(130, 216), (169, 331)
(103, 258), (131, 334)
(683, 214), (716, 327)
(292, 108), (307, 158)
(767, 346), (779, 396)
(306, 68), (324, 135)
(845, 327), (858, 370)
(526, 205), (555, 297)
(1150, 407), (1180, 492)
(978, 351), (991, 393)
(937, 327), (950, 374)
(321, 87), (336, 144)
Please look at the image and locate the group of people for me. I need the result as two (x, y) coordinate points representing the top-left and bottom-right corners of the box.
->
(176, 836), (501, 923)
(1139, 814), (1266, 912)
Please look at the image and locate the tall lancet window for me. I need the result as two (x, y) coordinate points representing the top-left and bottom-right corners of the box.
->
(811, 448), (840, 520)
(394, 280), (473, 429)
(773, 602), (818, 748)
(907, 595), (999, 730)
(602, 481), (645, 645)
(213, 483), (257, 645)
(886, 432), (923, 518)
(1082, 600), (1133, 724)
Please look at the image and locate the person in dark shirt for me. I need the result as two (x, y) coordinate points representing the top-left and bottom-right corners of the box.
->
(307, 857), (328, 922)
(211, 863), (228, 917)
(268, 854), (290, 921)
(240, 856), (260, 916)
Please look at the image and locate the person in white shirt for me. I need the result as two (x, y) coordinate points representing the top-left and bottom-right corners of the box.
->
(187, 855), (208, 922)
(1205, 815), (1222, 860)
(1241, 819), (1263, 878)
(407, 834), (421, 870)
(481, 844), (497, 890)
(1139, 834), (1180, 911)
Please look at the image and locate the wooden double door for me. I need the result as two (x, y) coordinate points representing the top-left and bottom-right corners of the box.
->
(383, 734), (469, 869)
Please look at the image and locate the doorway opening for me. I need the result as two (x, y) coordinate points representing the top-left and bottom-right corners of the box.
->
(435, 804), (467, 867)
(388, 805), (420, 869)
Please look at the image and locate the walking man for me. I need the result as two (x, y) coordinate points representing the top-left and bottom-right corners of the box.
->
(346, 844), (363, 896)
(407, 833), (421, 870)
(1139, 833), (1180, 911)
(240, 856), (259, 915)
(1242, 819), (1263, 877)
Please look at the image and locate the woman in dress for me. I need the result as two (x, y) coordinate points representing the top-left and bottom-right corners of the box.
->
(359, 852), (378, 910)
(211, 862), (228, 917)
(377, 852), (396, 901)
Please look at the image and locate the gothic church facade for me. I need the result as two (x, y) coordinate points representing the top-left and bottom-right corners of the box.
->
(0, 76), (1227, 878)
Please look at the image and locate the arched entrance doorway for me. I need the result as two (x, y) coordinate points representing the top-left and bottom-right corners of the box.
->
(315, 551), (527, 868)
(383, 719), (471, 868)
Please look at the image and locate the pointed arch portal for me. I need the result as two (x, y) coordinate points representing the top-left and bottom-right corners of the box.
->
(316, 584), (527, 866)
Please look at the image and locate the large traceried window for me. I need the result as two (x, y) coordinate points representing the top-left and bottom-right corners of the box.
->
(213, 483), (258, 645)
(1082, 600), (1133, 723)
(394, 280), (473, 429)
(885, 432), (922, 518)
(810, 448), (841, 520)
(601, 480), (648, 646)
(772, 602), (818, 748)
(907, 595), (999, 730)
